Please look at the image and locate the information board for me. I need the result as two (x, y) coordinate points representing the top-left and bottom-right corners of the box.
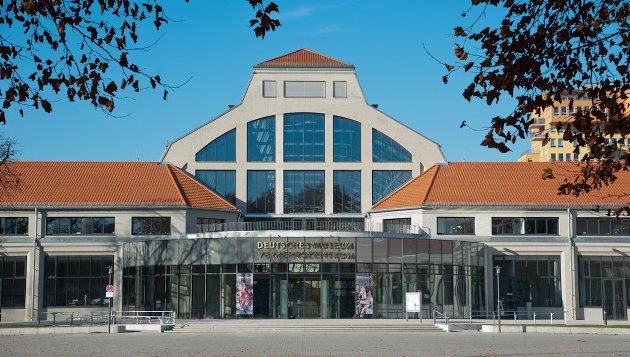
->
(405, 292), (421, 313)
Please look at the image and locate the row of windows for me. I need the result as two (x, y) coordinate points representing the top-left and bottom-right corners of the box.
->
(196, 114), (412, 163)
(262, 81), (347, 99)
(437, 217), (630, 236)
(553, 105), (606, 115)
(0, 217), (28, 235)
(196, 169), (412, 214)
(550, 153), (580, 162)
(437, 217), (560, 236)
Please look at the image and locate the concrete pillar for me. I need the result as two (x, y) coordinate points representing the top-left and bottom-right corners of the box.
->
(24, 244), (43, 322)
(484, 246), (495, 318)
(561, 245), (579, 322)
(114, 244), (124, 312)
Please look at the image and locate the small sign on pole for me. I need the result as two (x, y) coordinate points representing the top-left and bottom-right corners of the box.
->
(405, 292), (422, 322)
(105, 284), (114, 298)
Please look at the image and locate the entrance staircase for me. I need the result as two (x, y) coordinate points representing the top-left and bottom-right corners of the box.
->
(168, 320), (444, 333)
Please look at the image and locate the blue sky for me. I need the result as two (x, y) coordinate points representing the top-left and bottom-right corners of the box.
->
(2, 0), (528, 162)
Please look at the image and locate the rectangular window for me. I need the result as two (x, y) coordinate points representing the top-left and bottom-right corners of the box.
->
(569, 106), (575, 114)
(247, 170), (276, 214)
(558, 153), (564, 161)
(553, 107), (559, 115)
(45, 217), (114, 235)
(284, 81), (325, 98)
(383, 218), (411, 233)
(43, 255), (113, 307)
(558, 140), (564, 147)
(576, 218), (630, 236)
(550, 154), (556, 162)
(0, 256), (26, 308)
(333, 170), (361, 213)
(561, 107), (567, 115)
(196, 218), (224, 233)
(333, 81), (347, 98)
(492, 217), (559, 235)
(283, 170), (325, 213)
(131, 217), (171, 235)
(283, 113), (325, 162)
(262, 80), (276, 98)
(437, 217), (475, 235)
(0, 217), (28, 235)
(493, 255), (562, 307)
(195, 170), (236, 203)
(574, 153), (579, 161)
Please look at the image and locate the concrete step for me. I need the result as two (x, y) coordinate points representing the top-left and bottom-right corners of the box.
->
(168, 323), (443, 333)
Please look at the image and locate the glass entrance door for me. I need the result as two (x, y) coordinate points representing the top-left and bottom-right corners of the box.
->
(303, 275), (321, 318)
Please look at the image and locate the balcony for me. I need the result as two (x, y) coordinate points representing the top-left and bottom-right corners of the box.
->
(193, 220), (420, 236)
(530, 130), (547, 141)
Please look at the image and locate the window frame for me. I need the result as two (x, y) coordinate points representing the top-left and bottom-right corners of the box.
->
(45, 217), (115, 235)
(284, 81), (326, 98)
(491, 217), (559, 235)
(262, 80), (277, 98)
(333, 81), (347, 98)
(131, 217), (171, 236)
(436, 217), (475, 235)
(0, 217), (29, 235)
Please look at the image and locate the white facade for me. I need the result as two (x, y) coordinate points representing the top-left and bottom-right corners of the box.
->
(162, 51), (445, 217)
(368, 206), (630, 322)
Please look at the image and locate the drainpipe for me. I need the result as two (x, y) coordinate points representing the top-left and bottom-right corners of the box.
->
(31, 208), (38, 322)
(567, 207), (576, 322)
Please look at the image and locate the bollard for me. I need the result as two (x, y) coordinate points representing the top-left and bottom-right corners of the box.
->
(550, 312), (554, 325)
(514, 312), (517, 323)
(70, 313), (74, 326)
(53, 312), (56, 326)
(533, 312), (537, 325)
(469, 311), (472, 324)
(90, 312), (94, 326)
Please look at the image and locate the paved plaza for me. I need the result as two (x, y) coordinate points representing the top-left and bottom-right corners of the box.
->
(2, 330), (630, 356)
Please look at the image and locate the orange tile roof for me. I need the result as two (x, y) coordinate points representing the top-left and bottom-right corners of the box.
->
(372, 162), (630, 210)
(0, 161), (237, 210)
(255, 48), (353, 68)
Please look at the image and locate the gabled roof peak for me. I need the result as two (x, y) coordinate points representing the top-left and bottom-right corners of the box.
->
(255, 48), (354, 68)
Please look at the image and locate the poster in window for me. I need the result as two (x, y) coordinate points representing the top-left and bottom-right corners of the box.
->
(355, 273), (373, 318)
(236, 273), (253, 316)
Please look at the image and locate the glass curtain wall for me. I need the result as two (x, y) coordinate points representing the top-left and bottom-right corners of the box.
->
(579, 255), (630, 320)
(122, 238), (484, 319)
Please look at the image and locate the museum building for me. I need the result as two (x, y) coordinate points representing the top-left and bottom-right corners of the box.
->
(1, 50), (628, 323)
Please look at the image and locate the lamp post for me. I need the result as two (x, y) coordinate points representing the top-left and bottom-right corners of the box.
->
(494, 266), (501, 333)
(107, 265), (112, 334)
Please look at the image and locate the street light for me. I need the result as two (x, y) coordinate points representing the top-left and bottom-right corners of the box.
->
(494, 266), (501, 333)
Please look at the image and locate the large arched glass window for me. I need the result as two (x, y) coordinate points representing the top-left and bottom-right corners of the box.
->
(372, 170), (412, 204)
(195, 129), (236, 162)
(333, 116), (361, 162)
(284, 113), (325, 162)
(195, 170), (236, 203)
(247, 116), (275, 162)
(247, 170), (275, 213)
(372, 129), (412, 162)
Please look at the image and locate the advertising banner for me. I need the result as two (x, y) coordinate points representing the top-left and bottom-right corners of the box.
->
(236, 273), (253, 316)
(355, 273), (373, 318)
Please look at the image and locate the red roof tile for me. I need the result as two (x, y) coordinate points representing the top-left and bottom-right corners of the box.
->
(0, 161), (237, 210)
(255, 48), (353, 68)
(372, 162), (630, 210)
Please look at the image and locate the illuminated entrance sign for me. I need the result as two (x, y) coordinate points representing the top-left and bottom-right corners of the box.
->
(256, 241), (355, 259)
